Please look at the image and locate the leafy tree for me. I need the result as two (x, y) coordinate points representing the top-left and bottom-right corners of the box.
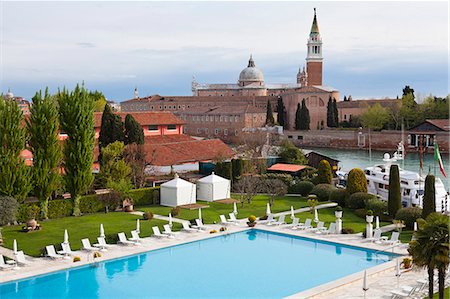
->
(402, 85), (415, 98)
(388, 164), (401, 218)
(0, 97), (31, 202)
(332, 98), (339, 127)
(278, 140), (308, 165)
(90, 90), (107, 112)
(422, 175), (436, 219)
(263, 179), (288, 206)
(295, 103), (301, 130)
(124, 114), (144, 145)
(100, 141), (132, 185)
(26, 89), (62, 219)
(215, 161), (232, 180)
(58, 84), (95, 216)
(400, 92), (418, 129)
(98, 104), (125, 152)
(0, 195), (19, 225)
(265, 100), (274, 126)
(124, 143), (146, 188)
(408, 213), (449, 299)
(346, 168), (367, 198)
(298, 99), (310, 130)
(276, 98), (285, 127)
(361, 103), (390, 131)
(316, 160), (332, 184)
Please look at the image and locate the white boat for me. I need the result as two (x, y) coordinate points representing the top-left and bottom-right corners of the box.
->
(337, 152), (449, 213)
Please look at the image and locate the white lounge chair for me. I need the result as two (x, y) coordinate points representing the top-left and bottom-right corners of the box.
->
(117, 232), (137, 245)
(192, 219), (208, 230)
(15, 251), (30, 266)
(81, 239), (97, 251)
(93, 237), (111, 250)
(228, 213), (239, 224)
(0, 254), (14, 270)
(390, 285), (416, 298)
(294, 218), (312, 230)
(271, 215), (286, 226)
(46, 245), (64, 259)
(364, 229), (383, 242)
(58, 243), (73, 256)
(317, 223), (336, 235)
(163, 224), (179, 237)
(181, 222), (198, 233)
(260, 214), (276, 225)
(382, 231), (400, 245)
(220, 215), (234, 226)
(310, 221), (324, 232)
(152, 226), (170, 238)
(284, 218), (300, 228)
(129, 230), (142, 243)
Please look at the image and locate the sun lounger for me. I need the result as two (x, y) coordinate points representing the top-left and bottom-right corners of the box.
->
(271, 215), (286, 226)
(93, 237), (111, 250)
(382, 231), (400, 245)
(317, 222), (336, 235)
(46, 245), (64, 259)
(81, 239), (97, 251)
(181, 222), (199, 233)
(228, 213), (239, 224)
(58, 243), (73, 256)
(220, 215), (234, 226)
(363, 230), (382, 242)
(294, 218), (312, 230)
(309, 221), (324, 232)
(390, 285), (416, 298)
(0, 254), (14, 270)
(163, 224), (179, 237)
(192, 219), (208, 230)
(15, 251), (30, 266)
(260, 214), (276, 225)
(152, 226), (170, 238)
(284, 217), (300, 228)
(118, 232), (137, 245)
(129, 230), (142, 243)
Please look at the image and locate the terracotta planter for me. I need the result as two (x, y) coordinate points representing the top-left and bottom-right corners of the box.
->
(247, 222), (256, 227)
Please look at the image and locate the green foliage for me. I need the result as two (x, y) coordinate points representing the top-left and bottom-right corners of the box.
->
(98, 104), (125, 152)
(276, 98), (285, 127)
(129, 187), (160, 206)
(422, 175), (436, 219)
(310, 184), (335, 202)
(261, 173), (293, 187)
(296, 99), (310, 130)
(366, 209), (373, 216)
(215, 161), (232, 180)
(316, 160), (332, 184)
(58, 84), (95, 216)
(295, 103), (301, 130)
(329, 188), (347, 207)
(16, 203), (40, 223)
(100, 141), (131, 186)
(335, 205), (343, 212)
(289, 180), (314, 196)
(326, 97), (338, 128)
(171, 206), (180, 217)
(278, 140), (308, 165)
(365, 198), (388, 216)
(361, 103), (390, 131)
(346, 192), (376, 209)
(395, 207), (422, 230)
(47, 199), (73, 219)
(0, 196), (19, 225)
(79, 195), (104, 214)
(248, 215), (256, 223)
(346, 168), (367, 198)
(388, 164), (402, 217)
(0, 97), (31, 202)
(124, 114), (144, 145)
(332, 99), (338, 127)
(400, 91), (418, 129)
(124, 144), (146, 189)
(26, 89), (62, 219)
(143, 211), (154, 220)
(90, 90), (107, 112)
(265, 100), (274, 126)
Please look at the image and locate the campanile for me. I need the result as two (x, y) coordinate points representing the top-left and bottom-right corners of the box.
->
(306, 8), (323, 86)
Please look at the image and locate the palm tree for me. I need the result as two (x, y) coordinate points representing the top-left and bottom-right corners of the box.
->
(408, 213), (449, 299)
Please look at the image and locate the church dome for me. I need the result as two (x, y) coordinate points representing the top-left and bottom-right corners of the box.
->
(5, 88), (14, 99)
(239, 55), (264, 83)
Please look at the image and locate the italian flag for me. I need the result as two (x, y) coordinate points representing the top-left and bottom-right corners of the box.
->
(434, 143), (447, 177)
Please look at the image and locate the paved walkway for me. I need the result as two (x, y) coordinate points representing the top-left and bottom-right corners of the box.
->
(272, 202), (338, 217)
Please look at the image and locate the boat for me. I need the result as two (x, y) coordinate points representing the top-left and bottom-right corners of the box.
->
(336, 148), (449, 213)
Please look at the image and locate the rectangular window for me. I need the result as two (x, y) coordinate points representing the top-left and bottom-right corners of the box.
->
(167, 125), (177, 130)
(215, 129), (219, 135)
(224, 129), (228, 135)
(205, 128), (209, 134)
(148, 125), (158, 131)
(297, 136), (303, 140)
(197, 128), (201, 134)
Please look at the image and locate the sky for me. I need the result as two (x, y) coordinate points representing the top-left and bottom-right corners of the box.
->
(1, 1), (448, 102)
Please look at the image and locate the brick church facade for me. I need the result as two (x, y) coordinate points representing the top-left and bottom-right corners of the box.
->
(121, 9), (339, 140)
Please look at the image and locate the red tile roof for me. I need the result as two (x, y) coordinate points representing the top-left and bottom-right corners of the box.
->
(267, 163), (309, 172)
(94, 111), (185, 127)
(426, 119), (450, 131)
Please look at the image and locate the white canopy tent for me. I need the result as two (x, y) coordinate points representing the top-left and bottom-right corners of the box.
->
(196, 172), (231, 202)
(160, 174), (196, 207)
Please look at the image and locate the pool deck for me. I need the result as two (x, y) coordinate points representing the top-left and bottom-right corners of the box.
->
(0, 219), (432, 299)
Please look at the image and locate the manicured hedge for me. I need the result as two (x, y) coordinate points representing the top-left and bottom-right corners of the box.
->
(48, 199), (73, 219)
(289, 181), (315, 196)
(365, 198), (388, 217)
(395, 207), (423, 229)
(329, 188), (347, 207)
(346, 192), (377, 209)
(310, 184), (335, 201)
(130, 187), (160, 206)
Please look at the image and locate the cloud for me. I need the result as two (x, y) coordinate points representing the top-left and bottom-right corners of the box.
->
(76, 42), (96, 48)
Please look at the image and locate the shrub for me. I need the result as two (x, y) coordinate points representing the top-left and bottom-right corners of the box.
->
(129, 187), (160, 206)
(261, 173), (293, 187)
(310, 184), (335, 201)
(209, 230), (217, 234)
(0, 196), (19, 225)
(220, 226), (227, 232)
(366, 210), (373, 216)
(422, 175), (435, 219)
(388, 164), (401, 217)
(80, 194), (104, 214)
(171, 206), (180, 217)
(316, 160), (332, 184)
(346, 168), (367, 198)
(105, 233), (118, 245)
(93, 251), (102, 258)
(16, 203), (40, 223)
(329, 189), (347, 207)
(73, 256), (81, 262)
(341, 228), (354, 234)
(395, 207), (423, 230)
(346, 192), (376, 209)
(289, 181), (314, 196)
(143, 211), (154, 220)
(248, 215), (257, 223)
(47, 199), (73, 219)
(365, 198), (388, 216)
(335, 205), (343, 212)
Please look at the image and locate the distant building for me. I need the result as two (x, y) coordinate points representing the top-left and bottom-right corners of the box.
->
(408, 119), (450, 150)
(337, 98), (399, 123)
(3, 89), (30, 114)
(107, 100), (121, 112)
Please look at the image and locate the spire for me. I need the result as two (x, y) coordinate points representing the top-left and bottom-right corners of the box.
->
(248, 54), (255, 67)
(134, 87), (139, 99)
(310, 8), (319, 34)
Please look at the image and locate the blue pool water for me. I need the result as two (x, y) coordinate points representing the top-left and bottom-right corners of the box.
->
(0, 230), (396, 298)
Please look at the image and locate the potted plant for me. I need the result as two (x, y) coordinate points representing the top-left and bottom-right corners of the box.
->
(402, 257), (412, 269)
(307, 196), (318, 214)
(366, 210), (374, 223)
(335, 206), (343, 218)
(247, 215), (257, 227)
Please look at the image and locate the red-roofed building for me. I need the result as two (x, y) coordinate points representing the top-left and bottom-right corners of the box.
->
(267, 163), (311, 175)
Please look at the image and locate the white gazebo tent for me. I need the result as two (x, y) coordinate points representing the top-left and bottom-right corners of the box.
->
(160, 174), (196, 207)
(196, 172), (231, 202)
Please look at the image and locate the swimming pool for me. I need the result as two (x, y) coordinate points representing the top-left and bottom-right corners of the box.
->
(0, 229), (396, 298)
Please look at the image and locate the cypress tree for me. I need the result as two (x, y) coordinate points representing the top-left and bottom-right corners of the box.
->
(0, 96), (31, 202)
(343, 95), (347, 102)
(125, 114), (144, 145)
(276, 98), (285, 127)
(301, 99), (310, 130)
(317, 160), (332, 184)
(265, 100), (275, 126)
(58, 84), (95, 216)
(98, 104), (125, 150)
(388, 164), (401, 218)
(422, 175), (436, 218)
(332, 98), (339, 127)
(26, 89), (62, 219)
(295, 103), (301, 130)
(326, 97), (333, 127)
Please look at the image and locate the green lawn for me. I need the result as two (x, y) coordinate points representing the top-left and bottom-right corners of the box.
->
(1, 212), (176, 257)
(428, 287), (449, 299)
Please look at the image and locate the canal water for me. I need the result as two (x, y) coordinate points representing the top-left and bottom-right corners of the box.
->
(304, 147), (450, 190)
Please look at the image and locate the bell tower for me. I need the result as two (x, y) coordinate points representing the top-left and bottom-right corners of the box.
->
(306, 8), (323, 86)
